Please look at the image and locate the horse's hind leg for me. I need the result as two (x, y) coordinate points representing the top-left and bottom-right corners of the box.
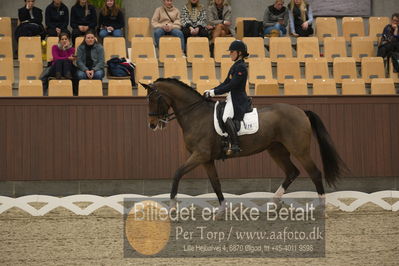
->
(295, 153), (325, 197)
(268, 143), (300, 199)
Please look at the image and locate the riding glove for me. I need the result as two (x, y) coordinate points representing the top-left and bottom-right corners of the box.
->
(204, 90), (215, 98)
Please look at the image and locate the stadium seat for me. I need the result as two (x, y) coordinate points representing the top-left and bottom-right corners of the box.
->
(108, 80), (133, 96)
(46, 37), (59, 62)
(389, 62), (399, 83)
(276, 58), (301, 84)
(342, 17), (365, 41)
(135, 58), (159, 96)
(163, 57), (188, 81)
(19, 80), (43, 96)
(297, 37), (320, 61)
(284, 79), (308, 95)
(323, 37), (347, 62)
(103, 37), (127, 61)
(312, 79), (337, 95)
(78, 80), (103, 96)
(130, 37), (156, 62)
(158, 37), (183, 63)
(248, 58), (274, 85)
(220, 58), (233, 80)
(341, 79), (366, 95)
(196, 79), (220, 94)
(254, 80), (279, 96)
(0, 80), (12, 96)
(18, 36), (42, 60)
(368, 17), (390, 42)
(235, 17), (256, 40)
(19, 59), (43, 80)
(333, 57), (357, 83)
(305, 58), (329, 84)
(242, 37), (265, 60)
(187, 37), (210, 63)
(0, 36), (13, 59)
(75, 36), (84, 49)
(370, 78), (396, 95)
(351, 36), (375, 62)
(269, 37), (293, 62)
(192, 58), (217, 85)
(0, 17), (12, 37)
(0, 57), (14, 82)
(315, 17), (338, 41)
(214, 37), (235, 63)
(48, 80), (73, 96)
(361, 57), (385, 83)
(127, 17), (151, 40)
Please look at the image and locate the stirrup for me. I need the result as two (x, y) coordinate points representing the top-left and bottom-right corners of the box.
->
(226, 144), (241, 155)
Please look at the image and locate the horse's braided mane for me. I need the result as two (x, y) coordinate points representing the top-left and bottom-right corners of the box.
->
(155, 78), (214, 102)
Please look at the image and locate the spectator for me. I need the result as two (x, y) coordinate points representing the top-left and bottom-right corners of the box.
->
(377, 13), (399, 59)
(263, 0), (288, 37)
(288, 0), (313, 37)
(50, 32), (75, 79)
(151, 0), (185, 51)
(15, 0), (46, 40)
(181, 0), (211, 40)
(207, 0), (233, 47)
(70, 0), (97, 44)
(98, 0), (124, 39)
(76, 31), (105, 80)
(45, 0), (70, 37)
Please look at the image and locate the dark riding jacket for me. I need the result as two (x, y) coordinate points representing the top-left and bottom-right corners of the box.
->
(213, 59), (251, 121)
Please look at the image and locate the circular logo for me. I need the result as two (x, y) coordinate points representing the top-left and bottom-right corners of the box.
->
(125, 200), (171, 256)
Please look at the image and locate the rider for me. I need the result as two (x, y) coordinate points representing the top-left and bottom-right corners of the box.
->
(204, 40), (252, 155)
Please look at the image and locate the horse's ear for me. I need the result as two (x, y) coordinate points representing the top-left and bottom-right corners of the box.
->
(140, 82), (152, 90)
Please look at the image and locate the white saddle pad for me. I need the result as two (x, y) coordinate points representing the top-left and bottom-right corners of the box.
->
(213, 101), (259, 137)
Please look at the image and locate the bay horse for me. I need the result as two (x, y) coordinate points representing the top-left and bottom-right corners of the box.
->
(142, 78), (347, 210)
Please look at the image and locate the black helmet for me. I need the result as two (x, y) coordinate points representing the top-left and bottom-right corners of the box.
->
(228, 40), (249, 57)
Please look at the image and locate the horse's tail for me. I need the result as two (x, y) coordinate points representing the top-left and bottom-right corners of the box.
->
(304, 110), (349, 187)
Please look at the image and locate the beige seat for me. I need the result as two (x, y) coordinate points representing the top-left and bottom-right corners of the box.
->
(163, 58), (188, 81)
(341, 79), (366, 95)
(158, 37), (183, 63)
(235, 17), (256, 40)
(269, 37), (292, 62)
(312, 79), (337, 95)
(108, 80), (133, 96)
(342, 17), (365, 41)
(0, 36), (13, 59)
(0, 17), (12, 37)
(242, 37), (265, 60)
(368, 17), (390, 42)
(389, 62), (399, 83)
(0, 57), (14, 82)
(78, 80), (103, 96)
(323, 37), (347, 62)
(276, 58), (301, 84)
(130, 37), (156, 62)
(46, 37), (59, 62)
(187, 37), (210, 63)
(48, 80), (73, 96)
(361, 57), (385, 83)
(0, 80), (12, 96)
(254, 80), (279, 96)
(248, 58), (274, 85)
(297, 37), (320, 61)
(315, 17), (338, 41)
(19, 80), (43, 96)
(333, 57), (357, 83)
(351, 37), (375, 62)
(75, 36), (84, 50)
(284, 79), (308, 95)
(196, 79), (220, 94)
(135, 58), (159, 96)
(192, 58), (217, 85)
(19, 59), (43, 80)
(214, 37), (235, 63)
(18, 36), (42, 61)
(220, 58), (233, 80)
(127, 17), (151, 40)
(305, 58), (329, 84)
(103, 37), (127, 61)
(370, 78), (396, 95)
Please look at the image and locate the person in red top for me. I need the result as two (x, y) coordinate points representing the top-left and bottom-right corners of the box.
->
(50, 32), (76, 79)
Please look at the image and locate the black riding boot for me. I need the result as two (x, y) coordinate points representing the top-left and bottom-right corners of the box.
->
(225, 118), (241, 155)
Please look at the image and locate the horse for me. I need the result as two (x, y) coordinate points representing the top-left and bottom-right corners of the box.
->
(141, 78), (348, 211)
